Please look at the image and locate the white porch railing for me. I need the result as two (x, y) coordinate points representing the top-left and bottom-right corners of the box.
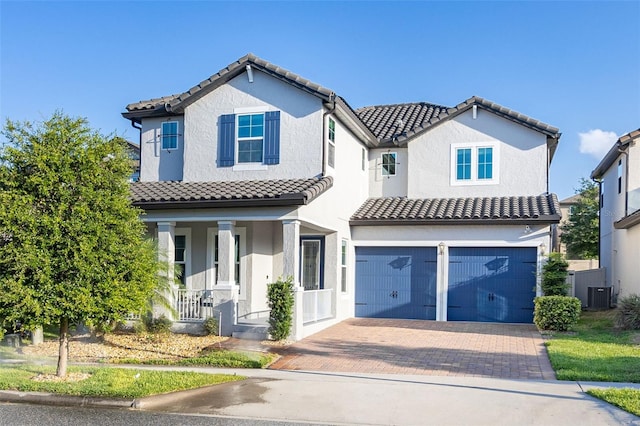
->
(303, 289), (333, 324)
(176, 289), (206, 322)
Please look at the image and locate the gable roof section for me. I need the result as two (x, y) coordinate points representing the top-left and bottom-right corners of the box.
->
(124, 53), (335, 120)
(350, 194), (561, 225)
(591, 128), (640, 179)
(356, 96), (560, 146)
(130, 176), (333, 209)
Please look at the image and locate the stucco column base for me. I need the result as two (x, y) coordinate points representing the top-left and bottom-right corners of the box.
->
(210, 286), (239, 336)
(291, 286), (305, 341)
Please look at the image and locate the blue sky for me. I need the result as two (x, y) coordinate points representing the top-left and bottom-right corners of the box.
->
(1, 1), (638, 199)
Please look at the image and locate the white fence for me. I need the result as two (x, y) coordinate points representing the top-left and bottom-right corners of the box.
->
(303, 289), (333, 324)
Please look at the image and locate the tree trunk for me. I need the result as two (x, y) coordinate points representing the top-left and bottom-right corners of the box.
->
(56, 317), (69, 377)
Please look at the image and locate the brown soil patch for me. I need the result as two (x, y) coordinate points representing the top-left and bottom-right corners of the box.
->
(20, 332), (228, 362)
(32, 372), (91, 383)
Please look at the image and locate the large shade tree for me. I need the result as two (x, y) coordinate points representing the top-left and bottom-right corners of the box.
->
(560, 178), (599, 259)
(0, 113), (159, 377)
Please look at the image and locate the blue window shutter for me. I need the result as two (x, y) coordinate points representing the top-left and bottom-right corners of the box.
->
(218, 114), (235, 167)
(263, 111), (280, 165)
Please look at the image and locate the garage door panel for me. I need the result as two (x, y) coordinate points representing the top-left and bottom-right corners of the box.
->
(448, 247), (536, 323)
(355, 247), (437, 320)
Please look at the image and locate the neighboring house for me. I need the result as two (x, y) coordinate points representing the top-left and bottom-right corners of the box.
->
(126, 141), (141, 182)
(122, 54), (561, 339)
(591, 129), (640, 302)
(555, 194), (598, 271)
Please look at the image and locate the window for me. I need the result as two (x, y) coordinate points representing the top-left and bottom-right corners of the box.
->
(341, 239), (348, 293)
(175, 235), (186, 287)
(328, 118), (336, 168)
(237, 114), (264, 163)
(451, 143), (499, 185)
(381, 152), (397, 176)
(477, 147), (493, 180)
(214, 235), (241, 288)
(219, 111), (280, 167)
(618, 159), (623, 194)
(161, 121), (178, 150)
(456, 148), (472, 180)
(362, 148), (366, 171)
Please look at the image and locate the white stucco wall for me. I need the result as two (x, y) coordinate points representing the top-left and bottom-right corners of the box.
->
(614, 225), (640, 299)
(181, 70), (324, 182)
(367, 148), (408, 197)
(139, 116), (185, 182)
(406, 109), (549, 198)
(599, 156), (627, 288)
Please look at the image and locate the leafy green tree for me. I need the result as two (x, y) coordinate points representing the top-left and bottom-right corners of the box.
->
(0, 112), (159, 377)
(560, 178), (599, 259)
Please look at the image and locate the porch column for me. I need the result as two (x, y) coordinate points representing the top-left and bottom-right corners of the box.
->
(157, 222), (176, 320)
(213, 220), (238, 336)
(283, 220), (303, 340)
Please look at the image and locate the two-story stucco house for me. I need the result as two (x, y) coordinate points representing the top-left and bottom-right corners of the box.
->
(122, 54), (561, 340)
(591, 129), (640, 303)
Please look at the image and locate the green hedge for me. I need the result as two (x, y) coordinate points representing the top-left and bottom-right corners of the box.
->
(534, 296), (581, 331)
(267, 278), (294, 341)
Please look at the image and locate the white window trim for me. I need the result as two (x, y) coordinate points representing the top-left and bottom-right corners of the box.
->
(301, 239), (322, 291)
(236, 113), (265, 165)
(341, 239), (348, 293)
(381, 151), (397, 177)
(206, 227), (247, 300)
(327, 117), (336, 169)
(450, 142), (500, 186)
(161, 121), (179, 151)
(174, 228), (191, 289)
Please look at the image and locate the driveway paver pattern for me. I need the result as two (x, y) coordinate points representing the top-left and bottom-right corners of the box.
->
(269, 319), (555, 380)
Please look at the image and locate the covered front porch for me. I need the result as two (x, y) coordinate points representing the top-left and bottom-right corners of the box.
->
(149, 217), (341, 340)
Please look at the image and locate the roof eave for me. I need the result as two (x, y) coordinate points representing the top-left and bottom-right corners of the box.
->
(591, 130), (640, 179)
(350, 216), (561, 226)
(133, 197), (308, 210)
(332, 97), (379, 146)
(614, 210), (640, 229)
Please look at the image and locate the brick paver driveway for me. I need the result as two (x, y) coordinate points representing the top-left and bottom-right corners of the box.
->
(270, 318), (555, 380)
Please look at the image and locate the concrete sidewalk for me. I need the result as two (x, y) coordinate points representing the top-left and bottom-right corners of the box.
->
(3, 366), (639, 425)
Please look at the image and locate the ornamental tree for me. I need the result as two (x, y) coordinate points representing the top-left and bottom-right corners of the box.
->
(560, 178), (599, 259)
(0, 112), (158, 377)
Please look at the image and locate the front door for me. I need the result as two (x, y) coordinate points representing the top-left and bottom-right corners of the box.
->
(301, 239), (322, 290)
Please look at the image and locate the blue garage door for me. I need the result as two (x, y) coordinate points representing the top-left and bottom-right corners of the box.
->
(355, 247), (437, 320)
(447, 247), (537, 323)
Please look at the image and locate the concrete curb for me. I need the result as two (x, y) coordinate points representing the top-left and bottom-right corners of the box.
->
(0, 390), (135, 409)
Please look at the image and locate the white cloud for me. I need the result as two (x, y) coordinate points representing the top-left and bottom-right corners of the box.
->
(578, 129), (618, 159)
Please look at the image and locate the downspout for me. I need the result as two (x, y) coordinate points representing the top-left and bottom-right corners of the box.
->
(592, 176), (602, 269)
(321, 95), (337, 177)
(131, 119), (142, 179)
(618, 145), (629, 216)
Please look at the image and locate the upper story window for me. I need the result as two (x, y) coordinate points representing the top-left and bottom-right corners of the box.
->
(218, 110), (280, 168)
(161, 121), (179, 150)
(451, 143), (499, 185)
(617, 159), (623, 194)
(328, 118), (336, 168)
(362, 148), (366, 171)
(237, 113), (264, 163)
(381, 152), (397, 176)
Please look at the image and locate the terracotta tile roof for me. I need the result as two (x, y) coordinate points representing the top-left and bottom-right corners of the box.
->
(131, 177), (333, 209)
(356, 96), (560, 144)
(350, 194), (561, 225)
(125, 53), (335, 115)
(355, 102), (448, 142)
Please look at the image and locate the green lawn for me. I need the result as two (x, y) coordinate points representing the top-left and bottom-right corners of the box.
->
(587, 388), (640, 417)
(0, 364), (244, 398)
(545, 310), (640, 382)
(113, 350), (278, 368)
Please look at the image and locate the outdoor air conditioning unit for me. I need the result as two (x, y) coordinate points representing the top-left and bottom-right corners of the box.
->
(588, 287), (611, 309)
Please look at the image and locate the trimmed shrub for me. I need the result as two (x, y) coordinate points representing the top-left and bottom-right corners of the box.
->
(615, 294), (640, 330)
(267, 277), (294, 341)
(541, 252), (570, 296)
(534, 296), (581, 331)
(144, 314), (173, 334)
(203, 316), (219, 336)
